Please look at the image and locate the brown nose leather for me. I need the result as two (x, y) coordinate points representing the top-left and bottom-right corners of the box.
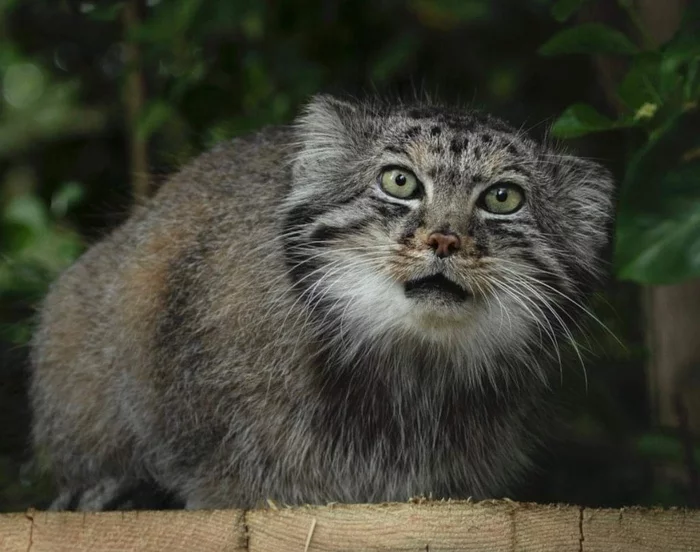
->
(426, 232), (461, 258)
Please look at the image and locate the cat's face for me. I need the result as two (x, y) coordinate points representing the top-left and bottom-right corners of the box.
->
(283, 96), (614, 368)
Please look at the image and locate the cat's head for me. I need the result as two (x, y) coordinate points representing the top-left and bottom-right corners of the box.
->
(282, 95), (614, 377)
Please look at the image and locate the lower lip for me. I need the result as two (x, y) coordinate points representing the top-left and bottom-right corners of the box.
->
(404, 276), (470, 302)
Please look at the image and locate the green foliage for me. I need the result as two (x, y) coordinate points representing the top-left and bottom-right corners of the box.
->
(539, 22), (639, 56)
(543, 1), (700, 284)
(616, 110), (700, 283)
(635, 432), (700, 465)
(409, 0), (492, 28)
(551, 0), (588, 23)
(0, 181), (84, 343)
(551, 103), (621, 137)
(0, 0), (689, 512)
(0, 55), (104, 157)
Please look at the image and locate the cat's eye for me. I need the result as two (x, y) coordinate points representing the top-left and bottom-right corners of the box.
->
(379, 168), (420, 199)
(478, 183), (525, 215)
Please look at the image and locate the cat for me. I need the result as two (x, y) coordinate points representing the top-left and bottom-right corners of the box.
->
(30, 95), (614, 510)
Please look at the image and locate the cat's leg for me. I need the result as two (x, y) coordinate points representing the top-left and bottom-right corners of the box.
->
(50, 478), (184, 511)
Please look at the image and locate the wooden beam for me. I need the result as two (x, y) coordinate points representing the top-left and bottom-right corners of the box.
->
(0, 509), (246, 552)
(1, 501), (699, 551)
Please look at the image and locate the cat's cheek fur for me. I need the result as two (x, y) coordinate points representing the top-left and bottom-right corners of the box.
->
(318, 254), (539, 383)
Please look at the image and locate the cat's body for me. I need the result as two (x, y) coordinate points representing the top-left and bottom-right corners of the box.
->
(30, 97), (614, 510)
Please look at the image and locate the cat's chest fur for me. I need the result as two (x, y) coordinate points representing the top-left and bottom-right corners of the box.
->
(227, 343), (542, 506)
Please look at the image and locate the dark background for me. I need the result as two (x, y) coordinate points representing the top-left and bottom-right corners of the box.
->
(0, 0), (697, 511)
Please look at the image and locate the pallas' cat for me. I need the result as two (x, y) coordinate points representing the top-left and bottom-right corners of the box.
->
(30, 96), (614, 510)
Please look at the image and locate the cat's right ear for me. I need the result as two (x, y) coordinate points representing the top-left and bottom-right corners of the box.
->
(289, 95), (363, 202)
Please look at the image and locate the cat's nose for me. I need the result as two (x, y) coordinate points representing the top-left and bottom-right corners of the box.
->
(426, 232), (461, 258)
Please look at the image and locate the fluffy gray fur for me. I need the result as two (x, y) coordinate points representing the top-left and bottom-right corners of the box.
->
(30, 95), (615, 510)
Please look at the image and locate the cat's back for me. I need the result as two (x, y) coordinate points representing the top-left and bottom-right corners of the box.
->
(31, 126), (295, 424)
(40, 124), (293, 310)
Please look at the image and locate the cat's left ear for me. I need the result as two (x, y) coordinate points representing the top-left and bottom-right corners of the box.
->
(548, 154), (616, 263)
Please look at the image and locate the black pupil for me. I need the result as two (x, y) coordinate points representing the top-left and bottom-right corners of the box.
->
(495, 188), (509, 202)
(395, 173), (407, 186)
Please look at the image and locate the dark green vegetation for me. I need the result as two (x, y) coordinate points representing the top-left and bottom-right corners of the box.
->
(0, 0), (698, 511)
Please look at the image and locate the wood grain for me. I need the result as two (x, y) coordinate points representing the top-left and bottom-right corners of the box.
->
(0, 509), (245, 552)
(1, 501), (699, 551)
(247, 500), (580, 551)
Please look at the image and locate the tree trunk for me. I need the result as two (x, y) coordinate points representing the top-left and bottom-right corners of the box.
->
(634, 0), (699, 432)
(123, 0), (149, 204)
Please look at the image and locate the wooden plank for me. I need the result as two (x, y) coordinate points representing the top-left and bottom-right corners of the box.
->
(584, 506), (700, 552)
(1, 501), (699, 552)
(0, 509), (246, 552)
(247, 500), (580, 551)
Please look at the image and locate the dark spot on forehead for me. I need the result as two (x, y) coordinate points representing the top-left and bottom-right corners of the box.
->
(481, 134), (492, 144)
(471, 111), (515, 133)
(404, 126), (422, 140)
(506, 143), (519, 156)
(384, 144), (407, 155)
(401, 105), (516, 137)
(405, 106), (476, 132)
(457, 119), (476, 133)
(450, 137), (466, 155)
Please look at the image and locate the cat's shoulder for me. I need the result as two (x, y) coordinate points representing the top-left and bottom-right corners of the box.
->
(156, 125), (295, 204)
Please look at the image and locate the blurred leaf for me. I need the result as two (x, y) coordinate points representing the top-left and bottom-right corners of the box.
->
(488, 65), (521, 101)
(551, 0), (588, 23)
(550, 103), (619, 138)
(50, 182), (84, 219)
(687, 60), (700, 101)
(86, 2), (124, 22)
(635, 433), (700, 464)
(0, 226), (83, 285)
(3, 63), (45, 109)
(660, 31), (700, 102)
(0, 64), (105, 157)
(133, 0), (205, 42)
(618, 54), (662, 110)
(0, 0), (19, 16)
(2, 195), (48, 234)
(137, 100), (176, 141)
(241, 10), (264, 40)
(409, 0), (491, 29)
(371, 35), (420, 83)
(662, 32), (700, 67)
(615, 108), (700, 283)
(539, 23), (639, 56)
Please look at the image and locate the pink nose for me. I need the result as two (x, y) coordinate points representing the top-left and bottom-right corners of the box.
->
(426, 232), (461, 258)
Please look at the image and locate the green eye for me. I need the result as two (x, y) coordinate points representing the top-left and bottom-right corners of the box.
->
(380, 168), (420, 199)
(479, 183), (525, 214)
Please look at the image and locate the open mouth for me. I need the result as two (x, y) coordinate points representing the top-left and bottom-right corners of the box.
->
(404, 273), (470, 302)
